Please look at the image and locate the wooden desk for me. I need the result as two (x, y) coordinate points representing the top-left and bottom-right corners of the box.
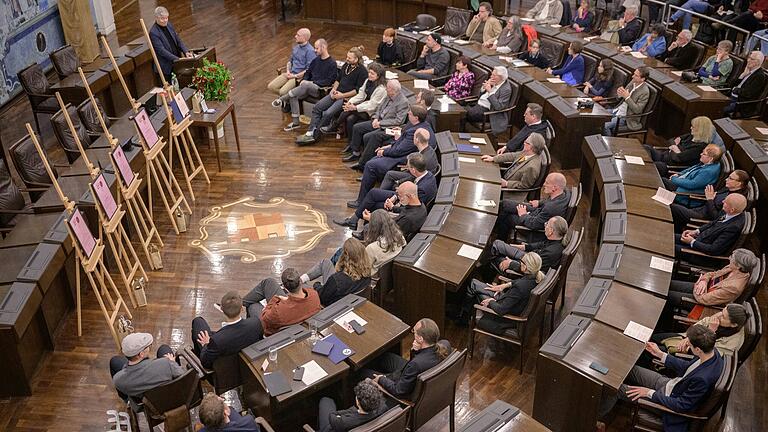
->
(385, 68), (415, 82)
(439, 206), (497, 247)
(605, 136), (652, 162)
(454, 178), (502, 214)
(432, 98), (466, 132)
(190, 100), (242, 171)
(732, 139), (768, 176)
(614, 52), (674, 70)
(624, 184), (673, 221)
(713, 117), (752, 150)
(0, 245), (38, 286)
(0, 213), (64, 249)
(657, 82), (729, 138)
(458, 154), (502, 184)
(543, 82), (585, 98)
(32, 175), (92, 214)
(615, 159), (664, 189)
(498, 413), (551, 432)
(545, 97), (611, 169)
(626, 214), (675, 257)
(517, 66), (552, 82)
(449, 132), (497, 156)
(615, 246), (672, 297)
(594, 282), (667, 331)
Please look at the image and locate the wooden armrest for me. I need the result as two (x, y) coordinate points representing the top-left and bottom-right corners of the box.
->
(514, 224), (543, 233)
(485, 105), (516, 116)
(371, 380), (414, 407)
(179, 346), (211, 377)
(673, 315), (697, 325)
(302, 425), (315, 432)
(636, 398), (707, 420)
(473, 304), (527, 322)
(673, 352), (695, 359)
(255, 417), (276, 432)
(502, 186), (540, 193)
(455, 95), (480, 104)
(428, 74), (452, 84)
(680, 248), (729, 262)
(689, 217), (710, 224)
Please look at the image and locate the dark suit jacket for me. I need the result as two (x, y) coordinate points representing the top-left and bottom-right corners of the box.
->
(323, 403), (386, 432)
(485, 81), (514, 136)
(395, 204), (428, 240)
(199, 411), (261, 432)
(379, 345), (444, 398)
(618, 18), (642, 45)
(149, 22), (189, 77)
(478, 274), (539, 334)
(421, 146), (439, 174)
(692, 212), (745, 256)
(200, 317), (263, 369)
(525, 238), (565, 271)
(652, 352), (724, 432)
(663, 43), (699, 70)
(315, 273), (371, 306)
(734, 69), (768, 117)
(414, 171), (437, 204)
(506, 121), (549, 152)
(520, 190), (571, 230)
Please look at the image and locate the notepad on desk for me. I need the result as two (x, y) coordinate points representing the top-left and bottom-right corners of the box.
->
(671, 70), (683, 76)
(300, 360), (327, 386)
(414, 79), (430, 89)
(476, 199), (496, 207)
(512, 60), (530, 67)
(547, 78), (565, 84)
(651, 187), (676, 206)
(697, 85), (718, 92)
(629, 51), (647, 58)
(624, 321), (653, 343)
(650, 256), (674, 273)
(756, 127), (768, 135)
(385, 71), (398, 80)
(334, 310), (367, 333)
(457, 144), (482, 154)
(263, 371), (291, 396)
(469, 137), (486, 144)
(454, 39), (470, 45)
(457, 244), (483, 260)
(624, 155), (645, 165)
(458, 156), (476, 163)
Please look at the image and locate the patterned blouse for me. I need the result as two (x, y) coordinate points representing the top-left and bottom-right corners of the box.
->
(443, 71), (476, 100)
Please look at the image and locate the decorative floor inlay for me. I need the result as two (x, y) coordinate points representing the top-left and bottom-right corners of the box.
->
(189, 197), (333, 263)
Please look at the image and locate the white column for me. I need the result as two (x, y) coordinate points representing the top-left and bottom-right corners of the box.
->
(90, 0), (116, 35)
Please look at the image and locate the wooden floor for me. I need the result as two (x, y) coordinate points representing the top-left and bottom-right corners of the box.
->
(0, 1), (765, 431)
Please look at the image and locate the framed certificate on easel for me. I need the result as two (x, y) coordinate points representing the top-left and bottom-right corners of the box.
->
(67, 207), (97, 258)
(133, 107), (159, 149)
(92, 173), (118, 220)
(112, 145), (135, 188)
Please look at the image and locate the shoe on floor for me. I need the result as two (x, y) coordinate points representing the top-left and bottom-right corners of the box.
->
(339, 146), (352, 154)
(356, 176), (362, 182)
(333, 217), (358, 228)
(349, 163), (363, 171)
(283, 122), (301, 132)
(342, 154), (359, 162)
(319, 125), (335, 134)
(346, 200), (359, 209)
(296, 135), (316, 146)
(271, 98), (282, 108)
(351, 230), (364, 240)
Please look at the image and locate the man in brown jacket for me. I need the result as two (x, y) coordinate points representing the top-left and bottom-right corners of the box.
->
(465, 2), (503, 44)
(243, 268), (322, 336)
(482, 132), (545, 200)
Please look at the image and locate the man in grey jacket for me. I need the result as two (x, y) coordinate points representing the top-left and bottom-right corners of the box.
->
(408, 33), (451, 79)
(461, 66), (513, 137)
(343, 80), (409, 161)
(603, 66), (650, 135)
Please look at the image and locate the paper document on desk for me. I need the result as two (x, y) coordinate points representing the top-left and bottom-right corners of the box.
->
(521, 17), (535, 22)
(476, 199), (497, 207)
(624, 155), (645, 165)
(439, 96), (455, 104)
(671, 71), (683, 76)
(629, 51), (647, 58)
(469, 137), (487, 144)
(458, 244), (483, 260)
(512, 60), (530, 67)
(300, 360), (327, 386)
(583, 36), (598, 42)
(385, 71), (398, 80)
(547, 78), (565, 84)
(419, 30), (432, 35)
(651, 187), (676, 206)
(624, 321), (653, 343)
(458, 156), (476, 163)
(756, 127), (768, 135)
(650, 256), (674, 273)
(454, 39), (470, 45)
(697, 85), (717, 92)
(499, 56), (514, 62)
(550, 24), (562, 28)
(334, 310), (367, 333)
(414, 79), (430, 89)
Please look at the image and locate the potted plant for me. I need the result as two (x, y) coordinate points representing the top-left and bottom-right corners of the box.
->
(192, 58), (233, 138)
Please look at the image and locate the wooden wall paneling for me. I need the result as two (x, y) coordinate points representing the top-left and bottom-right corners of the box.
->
(397, 0), (426, 27)
(367, 0), (397, 26)
(336, 0), (367, 23)
(305, 0), (335, 20)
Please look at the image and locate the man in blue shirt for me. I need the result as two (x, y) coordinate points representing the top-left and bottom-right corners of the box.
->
(267, 28), (316, 96)
(198, 393), (261, 432)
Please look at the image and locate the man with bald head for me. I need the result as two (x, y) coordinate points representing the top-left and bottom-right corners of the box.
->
(385, 181), (427, 239)
(495, 172), (570, 240)
(675, 193), (747, 259)
(268, 28), (316, 96)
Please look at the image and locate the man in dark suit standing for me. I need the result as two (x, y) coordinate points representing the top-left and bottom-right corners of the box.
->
(675, 193), (747, 259)
(495, 172), (570, 240)
(191, 291), (263, 369)
(149, 6), (193, 82)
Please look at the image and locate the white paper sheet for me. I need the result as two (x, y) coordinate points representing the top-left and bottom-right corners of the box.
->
(650, 256), (674, 273)
(334, 310), (368, 333)
(521, 17), (535, 22)
(301, 360), (328, 386)
(651, 187), (676, 206)
(624, 321), (653, 343)
(549, 24), (562, 28)
(469, 137), (487, 144)
(476, 200), (497, 207)
(453, 39), (470, 45)
(512, 60), (530, 67)
(671, 71), (683, 76)
(583, 36), (597, 42)
(419, 30), (432, 35)
(438, 95), (455, 104)
(697, 85), (717, 92)
(547, 78), (565, 84)
(756, 127), (768, 135)
(414, 79), (430, 89)
(624, 155), (645, 165)
(458, 156), (476, 163)
(629, 51), (647, 58)
(498, 56), (514, 62)
(385, 71), (398, 80)
(457, 244), (483, 260)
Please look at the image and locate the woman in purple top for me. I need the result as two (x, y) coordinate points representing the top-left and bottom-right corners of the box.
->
(442, 56), (476, 100)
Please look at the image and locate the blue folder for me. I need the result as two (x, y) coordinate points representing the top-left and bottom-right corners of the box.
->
(325, 334), (355, 364)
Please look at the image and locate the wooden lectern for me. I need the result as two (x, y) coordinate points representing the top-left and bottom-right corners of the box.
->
(173, 47), (217, 89)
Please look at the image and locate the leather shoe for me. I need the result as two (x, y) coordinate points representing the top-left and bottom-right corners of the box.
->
(342, 154), (359, 162)
(339, 146), (352, 154)
(348, 163), (363, 171)
(346, 200), (359, 209)
(333, 217), (358, 228)
(351, 231), (364, 240)
(295, 135), (316, 146)
(356, 176), (362, 182)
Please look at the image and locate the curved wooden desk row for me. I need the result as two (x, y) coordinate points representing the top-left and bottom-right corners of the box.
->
(0, 88), (195, 397)
(531, 135), (673, 432)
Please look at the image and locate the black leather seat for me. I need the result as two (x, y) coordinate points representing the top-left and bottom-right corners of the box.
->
(17, 63), (59, 134)
(49, 45), (81, 80)
(8, 134), (56, 202)
(539, 36), (567, 69)
(77, 97), (115, 141)
(442, 7), (473, 37)
(51, 105), (92, 164)
(0, 160), (31, 236)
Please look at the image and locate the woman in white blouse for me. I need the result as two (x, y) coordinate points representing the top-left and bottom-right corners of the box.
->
(334, 62), (387, 139)
(364, 209), (406, 273)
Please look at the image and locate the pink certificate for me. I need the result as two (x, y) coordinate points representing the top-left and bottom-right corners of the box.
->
(112, 146), (135, 187)
(68, 208), (97, 258)
(134, 108), (159, 148)
(173, 91), (190, 118)
(92, 173), (118, 220)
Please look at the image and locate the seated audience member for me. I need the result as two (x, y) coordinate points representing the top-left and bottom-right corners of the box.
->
(601, 6), (642, 45)
(486, 16), (526, 53)
(615, 0), (640, 18)
(297, 46), (368, 145)
(671, 170), (750, 232)
(316, 380), (387, 432)
(631, 24), (667, 58)
(333, 63), (387, 139)
(719, 0), (768, 34)
(387, 181), (428, 239)
(675, 193), (747, 258)
(693, 40), (734, 86)
(490, 216), (569, 274)
(364, 209), (407, 273)
(526, 0), (564, 25)
(662, 144), (722, 196)
(598, 326), (723, 432)
(442, 56), (476, 100)
(377, 28), (403, 66)
(110, 333), (184, 403)
(191, 291), (263, 369)
(366, 318), (450, 401)
(645, 116), (718, 177)
(724, 51), (768, 117)
(273, 39), (337, 132)
(745, 28), (768, 55)
(518, 39), (551, 69)
(416, 89), (438, 130)
(495, 173), (570, 240)
(461, 66), (513, 137)
(667, 0), (720, 29)
(462, 252), (545, 331)
(584, 59), (617, 101)
(267, 27), (316, 96)
(380, 128), (439, 190)
(301, 238), (371, 306)
(409, 33), (451, 80)
(548, 41), (585, 86)
(466, 2), (502, 44)
(662, 30), (697, 69)
(603, 67), (650, 136)
(198, 393), (261, 432)
(481, 132), (546, 189)
(669, 248), (758, 308)
(571, 0), (595, 33)
(342, 79), (409, 161)
(242, 268), (322, 336)
(502, 103), (548, 153)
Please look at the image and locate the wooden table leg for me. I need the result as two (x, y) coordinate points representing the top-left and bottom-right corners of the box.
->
(213, 124), (222, 172)
(230, 107), (242, 153)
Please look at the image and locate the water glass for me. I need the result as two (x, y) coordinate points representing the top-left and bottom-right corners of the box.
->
(268, 346), (278, 363)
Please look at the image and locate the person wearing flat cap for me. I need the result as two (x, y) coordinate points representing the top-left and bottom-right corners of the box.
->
(109, 333), (185, 403)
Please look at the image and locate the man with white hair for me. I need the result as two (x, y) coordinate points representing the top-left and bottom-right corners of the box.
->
(149, 6), (193, 82)
(724, 51), (768, 118)
(267, 28), (316, 96)
(601, 6), (642, 45)
(662, 30), (697, 69)
(461, 66), (513, 136)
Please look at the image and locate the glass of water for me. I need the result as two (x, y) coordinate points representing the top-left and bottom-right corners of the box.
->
(309, 323), (319, 343)
(268, 346), (278, 363)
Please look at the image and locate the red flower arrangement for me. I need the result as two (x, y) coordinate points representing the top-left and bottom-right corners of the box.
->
(192, 58), (233, 101)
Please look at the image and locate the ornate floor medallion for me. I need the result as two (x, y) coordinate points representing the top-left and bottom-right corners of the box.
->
(189, 197), (333, 263)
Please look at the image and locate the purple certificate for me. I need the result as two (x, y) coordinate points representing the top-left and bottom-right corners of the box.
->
(134, 108), (159, 148)
(68, 208), (97, 258)
(112, 146), (135, 187)
(92, 173), (118, 220)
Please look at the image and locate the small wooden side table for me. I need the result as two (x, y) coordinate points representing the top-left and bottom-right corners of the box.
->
(190, 100), (241, 171)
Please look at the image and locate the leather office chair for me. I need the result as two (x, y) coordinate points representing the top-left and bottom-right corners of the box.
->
(582, 54), (599, 84)
(678, 208), (756, 266)
(539, 37), (567, 70)
(180, 347), (242, 396)
(7, 134), (56, 202)
(563, 183), (582, 226)
(0, 160), (32, 237)
(463, 80), (520, 141)
(416, 14), (437, 31)
(17, 63), (59, 134)
(688, 41), (708, 70)
(49, 45), (81, 80)
(450, 65), (488, 104)
(726, 69), (768, 119)
(720, 53), (746, 90)
(588, 8), (607, 36)
(440, 7), (473, 37)
(370, 259), (394, 308)
(303, 406), (409, 432)
(428, 49), (459, 87)
(612, 83), (660, 143)
(51, 104), (92, 164)
(605, 66), (631, 100)
(396, 38), (420, 71)
(543, 119), (556, 147)
(737, 298), (761, 368)
(128, 368), (203, 432)
(500, 145), (551, 203)
(546, 227), (585, 333)
(629, 352), (737, 431)
(77, 97), (116, 141)
(512, 184), (581, 243)
(469, 268), (559, 373)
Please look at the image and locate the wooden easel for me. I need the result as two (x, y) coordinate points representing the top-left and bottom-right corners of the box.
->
(140, 19), (210, 202)
(55, 91), (148, 308)
(77, 66), (164, 270)
(26, 123), (131, 349)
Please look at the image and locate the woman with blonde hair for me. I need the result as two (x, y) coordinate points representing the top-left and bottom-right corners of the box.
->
(645, 116), (724, 176)
(301, 237), (372, 306)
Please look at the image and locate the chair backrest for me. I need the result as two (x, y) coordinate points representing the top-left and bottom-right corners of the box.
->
(689, 41), (708, 70)
(349, 406), (409, 432)
(745, 177), (758, 210)
(372, 259), (394, 306)
(443, 7), (473, 37)
(687, 352), (737, 419)
(724, 54), (746, 89)
(8, 134), (55, 197)
(468, 63), (489, 97)
(543, 119), (556, 146)
(397, 37), (419, 66)
(636, 83), (660, 128)
(142, 368), (202, 425)
(77, 97), (111, 135)
(0, 161), (25, 227)
(730, 208), (755, 252)
(738, 298), (762, 367)
(664, 29), (677, 47)
(417, 14), (437, 30)
(51, 105), (92, 164)
(552, 227), (584, 301)
(629, 17), (646, 45)
(559, 0), (573, 26)
(564, 184), (582, 226)
(716, 151), (734, 188)
(592, 8), (605, 33)
(582, 54), (598, 84)
(409, 348), (467, 431)
(526, 146), (551, 201)
(17, 63), (51, 98)
(540, 37), (566, 69)
(211, 354), (242, 395)
(49, 45), (81, 80)
(739, 253), (765, 303)
(352, 282), (372, 300)
(519, 268), (560, 339)
(607, 67), (631, 99)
